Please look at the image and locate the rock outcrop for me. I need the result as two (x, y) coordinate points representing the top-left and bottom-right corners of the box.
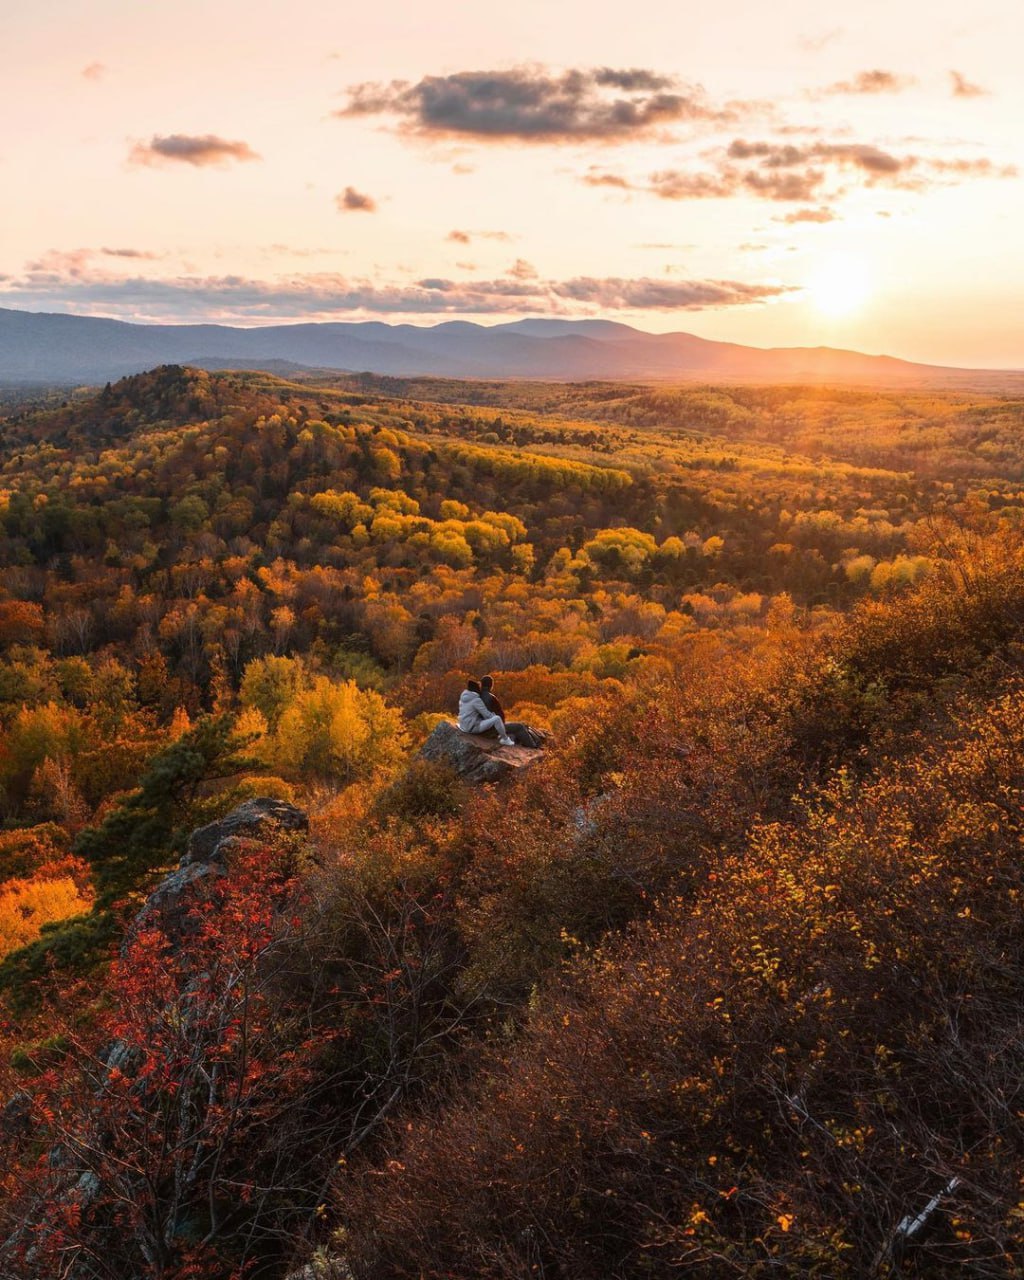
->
(418, 720), (546, 784)
(183, 796), (309, 866)
(130, 797), (309, 941)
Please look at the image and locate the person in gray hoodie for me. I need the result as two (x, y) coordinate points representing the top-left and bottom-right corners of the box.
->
(458, 679), (514, 745)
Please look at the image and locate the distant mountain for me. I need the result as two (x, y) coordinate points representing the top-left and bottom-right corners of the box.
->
(0, 307), (1015, 387)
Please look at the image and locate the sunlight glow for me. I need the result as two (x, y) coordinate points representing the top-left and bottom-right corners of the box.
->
(807, 256), (872, 318)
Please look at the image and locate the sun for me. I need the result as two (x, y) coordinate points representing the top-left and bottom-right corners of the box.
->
(807, 255), (872, 318)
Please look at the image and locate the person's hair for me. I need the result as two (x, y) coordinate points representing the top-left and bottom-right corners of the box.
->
(481, 675), (494, 690)
(466, 679), (481, 693)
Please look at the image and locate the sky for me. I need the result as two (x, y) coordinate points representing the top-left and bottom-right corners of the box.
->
(2, 0), (1022, 367)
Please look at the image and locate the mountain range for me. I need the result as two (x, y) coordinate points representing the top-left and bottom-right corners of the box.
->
(0, 307), (1017, 387)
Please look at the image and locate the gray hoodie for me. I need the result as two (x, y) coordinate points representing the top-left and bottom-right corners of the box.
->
(458, 689), (494, 733)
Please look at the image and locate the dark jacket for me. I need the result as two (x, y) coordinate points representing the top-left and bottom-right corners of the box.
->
(480, 689), (505, 721)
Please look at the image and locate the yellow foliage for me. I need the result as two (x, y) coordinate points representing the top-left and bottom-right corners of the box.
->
(0, 875), (93, 958)
(268, 676), (408, 784)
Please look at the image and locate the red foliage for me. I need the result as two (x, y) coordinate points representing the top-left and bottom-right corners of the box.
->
(0, 841), (329, 1280)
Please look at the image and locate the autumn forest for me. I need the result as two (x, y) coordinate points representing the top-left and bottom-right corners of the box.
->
(0, 364), (1022, 1277)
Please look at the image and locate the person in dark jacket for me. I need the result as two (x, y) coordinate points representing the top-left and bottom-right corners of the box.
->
(480, 675), (546, 749)
(458, 679), (514, 744)
(479, 675), (505, 722)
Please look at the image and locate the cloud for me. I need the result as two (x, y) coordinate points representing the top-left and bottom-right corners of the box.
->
(508, 258), (539, 280)
(128, 134), (261, 168)
(100, 247), (161, 259)
(647, 169), (737, 199)
(446, 229), (513, 244)
(777, 207), (839, 224)
(336, 65), (729, 142)
(582, 169), (635, 190)
(1, 258), (794, 322)
(25, 249), (94, 278)
(81, 62), (107, 82)
(950, 70), (988, 97)
(591, 134), (1015, 208)
(727, 139), (907, 175)
(597, 145), (852, 205)
(647, 164), (823, 202)
(741, 168), (826, 200)
(550, 277), (792, 308)
(928, 157), (1017, 177)
(23, 248), (164, 279)
(823, 69), (916, 94)
(336, 185), (377, 212)
(591, 67), (676, 91)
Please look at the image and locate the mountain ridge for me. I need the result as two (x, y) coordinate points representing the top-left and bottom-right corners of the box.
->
(0, 306), (1018, 387)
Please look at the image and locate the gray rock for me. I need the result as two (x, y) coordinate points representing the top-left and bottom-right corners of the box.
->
(419, 720), (546, 785)
(128, 858), (226, 941)
(128, 797), (309, 944)
(183, 796), (308, 867)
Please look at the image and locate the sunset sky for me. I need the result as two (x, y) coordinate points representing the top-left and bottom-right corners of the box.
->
(3, 0), (1022, 367)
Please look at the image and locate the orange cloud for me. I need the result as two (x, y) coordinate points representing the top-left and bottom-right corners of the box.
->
(336, 186), (377, 212)
(129, 134), (261, 168)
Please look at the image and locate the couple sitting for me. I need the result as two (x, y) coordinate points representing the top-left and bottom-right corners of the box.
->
(457, 676), (545, 750)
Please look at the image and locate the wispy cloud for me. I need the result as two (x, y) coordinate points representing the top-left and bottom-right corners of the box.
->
(928, 156), (1016, 176)
(582, 169), (637, 190)
(776, 207), (838, 224)
(1, 258), (794, 321)
(950, 69), (988, 97)
(100, 247), (161, 259)
(336, 185), (377, 212)
(648, 168), (743, 198)
(446, 229), (513, 244)
(336, 66), (735, 142)
(550, 276), (791, 308)
(728, 139), (908, 174)
(81, 62), (107, 82)
(128, 134), (261, 168)
(587, 136), (1017, 205)
(822, 69), (917, 95)
(25, 249), (95, 278)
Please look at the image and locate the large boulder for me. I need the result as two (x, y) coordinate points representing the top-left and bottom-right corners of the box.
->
(130, 797), (309, 941)
(418, 720), (546, 784)
(183, 796), (309, 867)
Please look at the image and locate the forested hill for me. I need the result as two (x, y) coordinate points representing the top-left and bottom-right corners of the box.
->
(0, 363), (1019, 723)
(1, 365), (1024, 1276)
(4, 306), (1021, 385)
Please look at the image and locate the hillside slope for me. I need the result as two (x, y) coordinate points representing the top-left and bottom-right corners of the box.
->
(0, 367), (1023, 1277)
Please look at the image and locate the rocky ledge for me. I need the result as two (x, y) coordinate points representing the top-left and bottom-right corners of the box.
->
(418, 720), (547, 785)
